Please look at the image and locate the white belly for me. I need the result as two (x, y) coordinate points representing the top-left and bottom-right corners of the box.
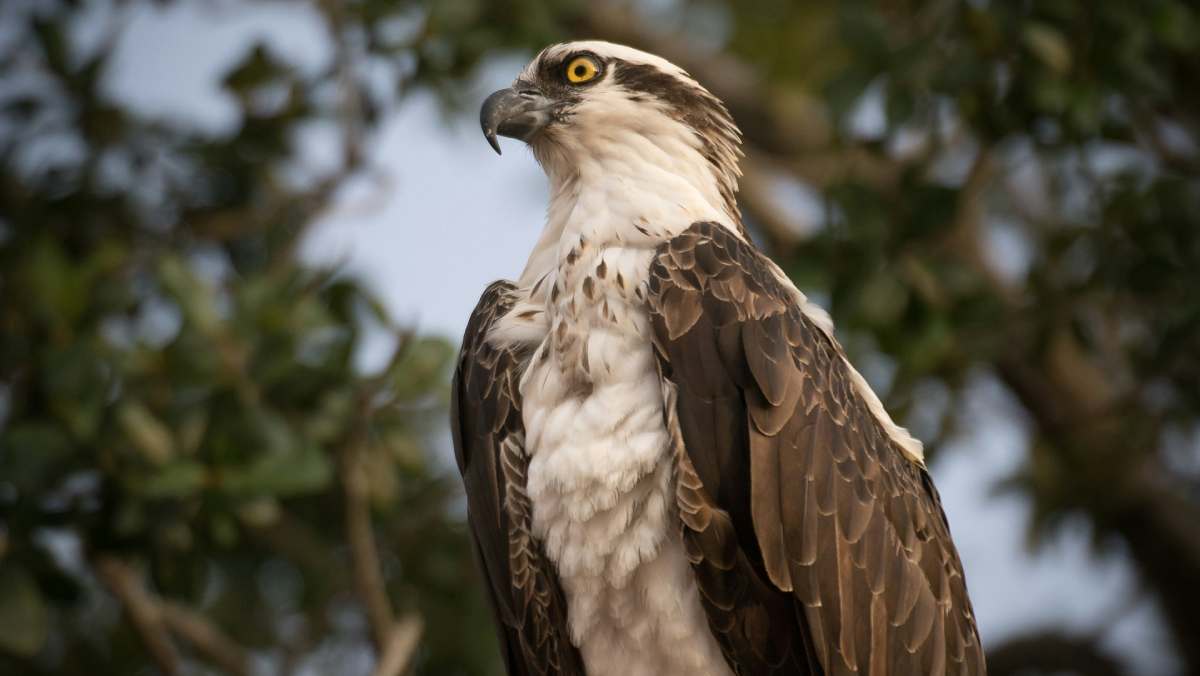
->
(518, 257), (732, 676)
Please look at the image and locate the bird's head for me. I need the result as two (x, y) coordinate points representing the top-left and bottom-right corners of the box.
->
(480, 41), (742, 222)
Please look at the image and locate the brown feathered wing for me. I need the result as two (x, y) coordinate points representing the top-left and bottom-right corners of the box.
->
(647, 222), (987, 676)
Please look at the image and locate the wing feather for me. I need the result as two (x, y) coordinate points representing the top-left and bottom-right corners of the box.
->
(648, 222), (986, 676)
(452, 281), (584, 676)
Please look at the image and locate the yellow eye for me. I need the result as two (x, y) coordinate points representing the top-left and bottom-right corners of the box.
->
(565, 56), (600, 84)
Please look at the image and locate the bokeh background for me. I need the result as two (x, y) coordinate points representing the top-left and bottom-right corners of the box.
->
(2, 1), (1198, 675)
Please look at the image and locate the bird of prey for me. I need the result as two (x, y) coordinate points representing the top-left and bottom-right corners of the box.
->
(452, 41), (985, 676)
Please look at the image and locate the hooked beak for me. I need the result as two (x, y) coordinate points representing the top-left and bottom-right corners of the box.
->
(480, 86), (554, 155)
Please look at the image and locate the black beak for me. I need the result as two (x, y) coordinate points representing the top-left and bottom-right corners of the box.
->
(480, 86), (553, 155)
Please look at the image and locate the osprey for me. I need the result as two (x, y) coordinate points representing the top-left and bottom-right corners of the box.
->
(452, 41), (985, 676)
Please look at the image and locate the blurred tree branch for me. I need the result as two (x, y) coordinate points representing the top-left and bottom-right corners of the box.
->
(95, 556), (250, 676)
(94, 557), (181, 676)
(340, 397), (398, 653)
(158, 602), (253, 676)
(341, 334), (426, 675)
(373, 615), (425, 676)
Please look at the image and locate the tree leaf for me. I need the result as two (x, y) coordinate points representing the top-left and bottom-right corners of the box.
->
(1024, 22), (1072, 75)
(118, 401), (175, 465)
(136, 461), (207, 499)
(0, 564), (49, 657)
(219, 443), (332, 497)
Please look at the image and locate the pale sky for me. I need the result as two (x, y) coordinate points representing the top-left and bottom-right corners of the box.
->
(98, 1), (1178, 672)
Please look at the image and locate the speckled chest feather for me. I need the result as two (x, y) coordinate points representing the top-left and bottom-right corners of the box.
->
(497, 223), (733, 676)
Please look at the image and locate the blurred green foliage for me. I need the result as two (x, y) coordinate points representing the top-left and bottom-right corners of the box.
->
(0, 1), (501, 674)
(2, 0), (1199, 675)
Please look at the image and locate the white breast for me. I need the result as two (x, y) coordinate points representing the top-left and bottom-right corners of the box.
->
(513, 239), (732, 676)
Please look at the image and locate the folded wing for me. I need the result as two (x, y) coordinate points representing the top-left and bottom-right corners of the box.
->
(452, 281), (585, 676)
(647, 222), (986, 676)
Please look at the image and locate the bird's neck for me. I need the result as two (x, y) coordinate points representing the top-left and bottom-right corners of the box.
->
(518, 128), (740, 287)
